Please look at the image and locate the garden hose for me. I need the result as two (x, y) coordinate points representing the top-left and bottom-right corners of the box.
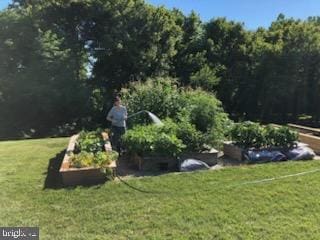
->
(230, 167), (320, 187)
(111, 165), (320, 194)
(127, 110), (146, 119)
(113, 168), (165, 194)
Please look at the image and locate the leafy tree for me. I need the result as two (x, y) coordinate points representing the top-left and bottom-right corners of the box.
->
(0, 2), (89, 138)
(204, 18), (252, 114)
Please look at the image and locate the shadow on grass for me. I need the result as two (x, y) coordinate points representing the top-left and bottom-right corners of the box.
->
(43, 150), (108, 190)
(43, 150), (65, 189)
(43, 152), (175, 191)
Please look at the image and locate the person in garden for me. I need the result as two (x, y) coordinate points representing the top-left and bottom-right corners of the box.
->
(107, 96), (127, 153)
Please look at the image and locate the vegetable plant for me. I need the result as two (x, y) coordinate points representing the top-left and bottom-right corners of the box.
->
(122, 123), (186, 157)
(229, 122), (298, 149)
(265, 125), (298, 148)
(76, 130), (105, 153)
(69, 129), (118, 173)
(162, 118), (207, 152)
(70, 151), (118, 168)
(121, 78), (231, 148)
(69, 152), (95, 168)
(229, 122), (266, 148)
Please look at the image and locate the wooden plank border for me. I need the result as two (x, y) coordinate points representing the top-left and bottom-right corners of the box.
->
(59, 133), (116, 186)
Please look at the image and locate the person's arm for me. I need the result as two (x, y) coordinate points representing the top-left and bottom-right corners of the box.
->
(107, 107), (114, 122)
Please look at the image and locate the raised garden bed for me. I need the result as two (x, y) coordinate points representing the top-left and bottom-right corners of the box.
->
(128, 148), (219, 171)
(128, 153), (178, 171)
(179, 148), (219, 166)
(224, 122), (315, 163)
(223, 141), (316, 163)
(297, 133), (320, 154)
(59, 132), (117, 186)
(286, 123), (320, 154)
(223, 141), (244, 161)
(288, 123), (320, 136)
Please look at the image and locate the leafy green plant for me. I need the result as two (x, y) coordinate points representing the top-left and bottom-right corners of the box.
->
(181, 89), (228, 134)
(76, 129), (105, 153)
(265, 125), (298, 148)
(121, 78), (231, 148)
(69, 152), (95, 168)
(121, 77), (183, 126)
(122, 123), (186, 157)
(122, 124), (158, 156)
(70, 129), (118, 173)
(229, 122), (266, 148)
(162, 118), (207, 152)
(152, 133), (185, 157)
(230, 122), (298, 149)
(70, 151), (118, 168)
(93, 151), (119, 167)
(190, 64), (220, 91)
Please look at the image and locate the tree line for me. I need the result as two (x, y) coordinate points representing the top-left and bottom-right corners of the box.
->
(1, 0), (320, 138)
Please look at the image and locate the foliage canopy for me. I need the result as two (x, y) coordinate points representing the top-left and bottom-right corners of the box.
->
(1, 1), (320, 138)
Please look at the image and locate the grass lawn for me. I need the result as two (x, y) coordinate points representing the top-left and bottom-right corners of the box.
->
(1, 138), (320, 239)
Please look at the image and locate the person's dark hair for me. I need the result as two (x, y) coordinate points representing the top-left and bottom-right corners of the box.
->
(114, 96), (121, 103)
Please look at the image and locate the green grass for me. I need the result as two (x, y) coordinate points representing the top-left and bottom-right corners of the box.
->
(1, 138), (320, 239)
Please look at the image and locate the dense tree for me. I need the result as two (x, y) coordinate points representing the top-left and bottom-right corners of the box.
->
(250, 16), (320, 122)
(91, 1), (182, 89)
(0, 2), (89, 138)
(172, 12), (206, 83)
(0, 0), (184, 137)
(204, 18), (252, 114)
(1, 0), (320, 139)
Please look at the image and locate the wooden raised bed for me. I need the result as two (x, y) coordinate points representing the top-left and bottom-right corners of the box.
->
(286, 124), (320, 154)
(129, 149), (219, 171)
(288, 123), (320, 136)
(179, 148), (219, 166)
(129, 153), (178, 171)
(298, 133), (320, 154)
(223, 141), (244, 161)
(59, 133), (117, 186)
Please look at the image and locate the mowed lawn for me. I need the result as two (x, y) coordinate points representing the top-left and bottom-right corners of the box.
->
(1, 138), (320, 240)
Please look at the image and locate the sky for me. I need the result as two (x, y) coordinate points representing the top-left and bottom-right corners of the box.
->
(1, 0), (320, 29)
(0, 0), (9, 10)
(147, 0), (320, 29)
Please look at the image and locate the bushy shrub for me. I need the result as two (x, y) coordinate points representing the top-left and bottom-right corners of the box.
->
(121, 77), (183, 126)
(122, 124), (185, 157)
(265, 125), (298, 148)
(152, 133), (185, 157)
(181, 90), (219, 132)
(181, 89), (232, 147)
(230, 122), (298, 149)
(121, 77), (231, 147)
(122, 124), (158, 156)
(162, 119), (207, 152)
(230, 122), (266, 148)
